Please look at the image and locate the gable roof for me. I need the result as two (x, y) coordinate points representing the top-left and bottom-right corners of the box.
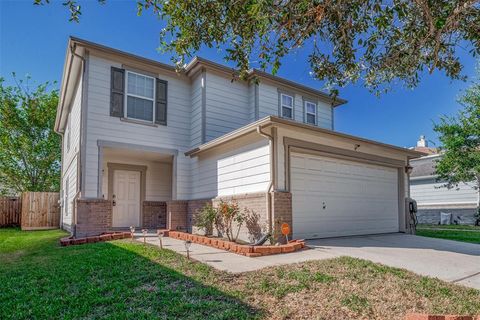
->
(410, 154), (440, 178)
(56, 37), (347, 132)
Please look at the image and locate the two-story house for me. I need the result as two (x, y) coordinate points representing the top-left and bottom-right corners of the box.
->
(55, 37), (422, 241)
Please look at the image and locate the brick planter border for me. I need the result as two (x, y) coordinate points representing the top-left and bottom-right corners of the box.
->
(60, 231), (131, 246)
(167, 231), (307, 257)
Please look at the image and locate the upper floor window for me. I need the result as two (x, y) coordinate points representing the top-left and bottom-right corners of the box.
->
(304, 101), (317, 125)
(125, 71), (155, 122)
(110, 67), (168, 126)
(280, 93), (293, 119)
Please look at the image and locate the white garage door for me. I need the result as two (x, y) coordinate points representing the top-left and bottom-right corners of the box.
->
(291, 153), (399, 239)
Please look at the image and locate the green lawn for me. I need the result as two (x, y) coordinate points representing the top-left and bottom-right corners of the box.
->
(1, 228), (479, 320)
(417, 224), (480, 231)
(416, 228), (480, 244)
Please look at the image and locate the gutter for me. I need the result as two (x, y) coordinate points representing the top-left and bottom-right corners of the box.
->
(256, 124), (275, 236)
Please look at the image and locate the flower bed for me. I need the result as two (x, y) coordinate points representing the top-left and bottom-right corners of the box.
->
(168, 231), (307, 257)
(60, 231), (131, 246)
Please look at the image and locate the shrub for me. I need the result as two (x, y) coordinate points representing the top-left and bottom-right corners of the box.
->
(193, 204), (216, 235)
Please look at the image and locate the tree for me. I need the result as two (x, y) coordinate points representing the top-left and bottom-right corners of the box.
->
(36, 0), (480, 94)
(434, 73), (480, 225)
(0, 76), (60, 195)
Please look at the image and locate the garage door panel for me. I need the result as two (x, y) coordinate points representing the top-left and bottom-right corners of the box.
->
(292, 153), (399, 239)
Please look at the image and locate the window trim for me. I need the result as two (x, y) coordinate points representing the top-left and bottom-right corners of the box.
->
(304, 100), (318, 125)
(124, 70), (156, 123)
(279, 93), (294, 119)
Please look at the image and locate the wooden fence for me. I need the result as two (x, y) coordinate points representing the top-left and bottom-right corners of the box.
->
(0, 197), (22, 227)
(21, 192), (60, 230)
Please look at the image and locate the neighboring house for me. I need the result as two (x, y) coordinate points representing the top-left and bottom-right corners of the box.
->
(410, 136), (478, 225)
(55, 37), (422, 241)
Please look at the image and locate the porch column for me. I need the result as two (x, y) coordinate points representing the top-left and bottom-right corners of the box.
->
(166, 200), (188, 231)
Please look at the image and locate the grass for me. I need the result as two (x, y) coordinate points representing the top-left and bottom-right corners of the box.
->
(416, 228), (480, 244)
(417, 224), (480, 231)
(1, 228), (480, 320)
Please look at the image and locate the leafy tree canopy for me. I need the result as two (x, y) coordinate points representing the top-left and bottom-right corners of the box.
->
(434, 70), (480, 221)
(36, 0), (480, 94)
(0, 76), (60, 195)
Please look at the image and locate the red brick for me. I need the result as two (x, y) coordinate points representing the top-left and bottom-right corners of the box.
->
(73, 238), (87, 245)
(99, 234), (112, 241)
(245, 252), (262, 257)
(87, 236), (99, 243)
(237, 245), (253, 254)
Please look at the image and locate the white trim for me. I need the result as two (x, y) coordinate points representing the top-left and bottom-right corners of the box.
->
(280, 93), (293, 119)
(124, 70), (156, 123)
(410, 174), (439, 181)
(304, 100), (317, 125)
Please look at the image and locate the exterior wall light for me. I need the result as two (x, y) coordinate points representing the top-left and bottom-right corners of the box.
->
(405, 165), (413, 174)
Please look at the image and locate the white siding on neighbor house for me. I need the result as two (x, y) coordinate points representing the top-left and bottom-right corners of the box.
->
(101, 155), (172, 201)
(62, 72), (82, 222)
(411, 178), (477, 206)
(190, 72), (203, 148)
(190, 137), (271, 199)
(204, 71), (250, 142)
(257, 81), (333, 130)
(84, 54), (192, 199)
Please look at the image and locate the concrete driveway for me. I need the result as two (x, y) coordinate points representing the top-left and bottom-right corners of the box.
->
(306, 233), (480, 290)
(141, 233), (480, 290)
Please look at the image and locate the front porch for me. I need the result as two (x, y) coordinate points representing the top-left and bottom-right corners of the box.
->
(75, 146), (175, 237)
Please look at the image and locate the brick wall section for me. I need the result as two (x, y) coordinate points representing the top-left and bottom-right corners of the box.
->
(213, 192), (269, 243)
(75, 199), (112, 237)
(143, 201), (167, 228)
(166, 200), (188, 231)
(187, 199), (212, 234)
(271, 191), (293, 243)
(417, 208), (477, 225)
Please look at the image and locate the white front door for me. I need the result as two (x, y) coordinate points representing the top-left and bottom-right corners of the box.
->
(291, 153), (399, 239)
(112, 170), (141, 228)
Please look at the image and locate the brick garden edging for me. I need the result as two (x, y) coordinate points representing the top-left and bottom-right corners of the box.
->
(406, 313), (480, 320)
(60, 231), (131, 246)
(168, 231), (307, 257)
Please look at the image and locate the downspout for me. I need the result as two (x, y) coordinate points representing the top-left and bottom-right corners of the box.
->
(257, 125), (275, 236)
(59, 133), (64, 230)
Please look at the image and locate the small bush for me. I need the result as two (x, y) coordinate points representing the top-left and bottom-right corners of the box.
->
(193, 204), (217, 236)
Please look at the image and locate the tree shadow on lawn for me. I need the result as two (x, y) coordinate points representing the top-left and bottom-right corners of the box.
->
(0, 236), (262, 320)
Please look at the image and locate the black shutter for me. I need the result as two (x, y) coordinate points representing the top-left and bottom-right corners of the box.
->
(155, 78), (167, 125)
(110, 67), (125, 117)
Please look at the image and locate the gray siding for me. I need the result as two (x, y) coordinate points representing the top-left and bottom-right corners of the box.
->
(190, 73), (203, 147)
(411, 178), (477, 206)
(84, 54), (192, 199)
(258, 81), (333, 130)
(204, 71), (250, 141)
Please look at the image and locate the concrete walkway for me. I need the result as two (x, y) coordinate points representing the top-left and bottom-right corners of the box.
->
(137, 233), (480, 290)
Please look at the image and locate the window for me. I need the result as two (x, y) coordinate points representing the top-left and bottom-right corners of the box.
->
(304, 101), (317, 125)
(125, 71), (155, 122)
(280, 93), (293, 119)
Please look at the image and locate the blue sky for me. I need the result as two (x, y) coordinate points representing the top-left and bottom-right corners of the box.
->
(1, 0), (477, 148)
